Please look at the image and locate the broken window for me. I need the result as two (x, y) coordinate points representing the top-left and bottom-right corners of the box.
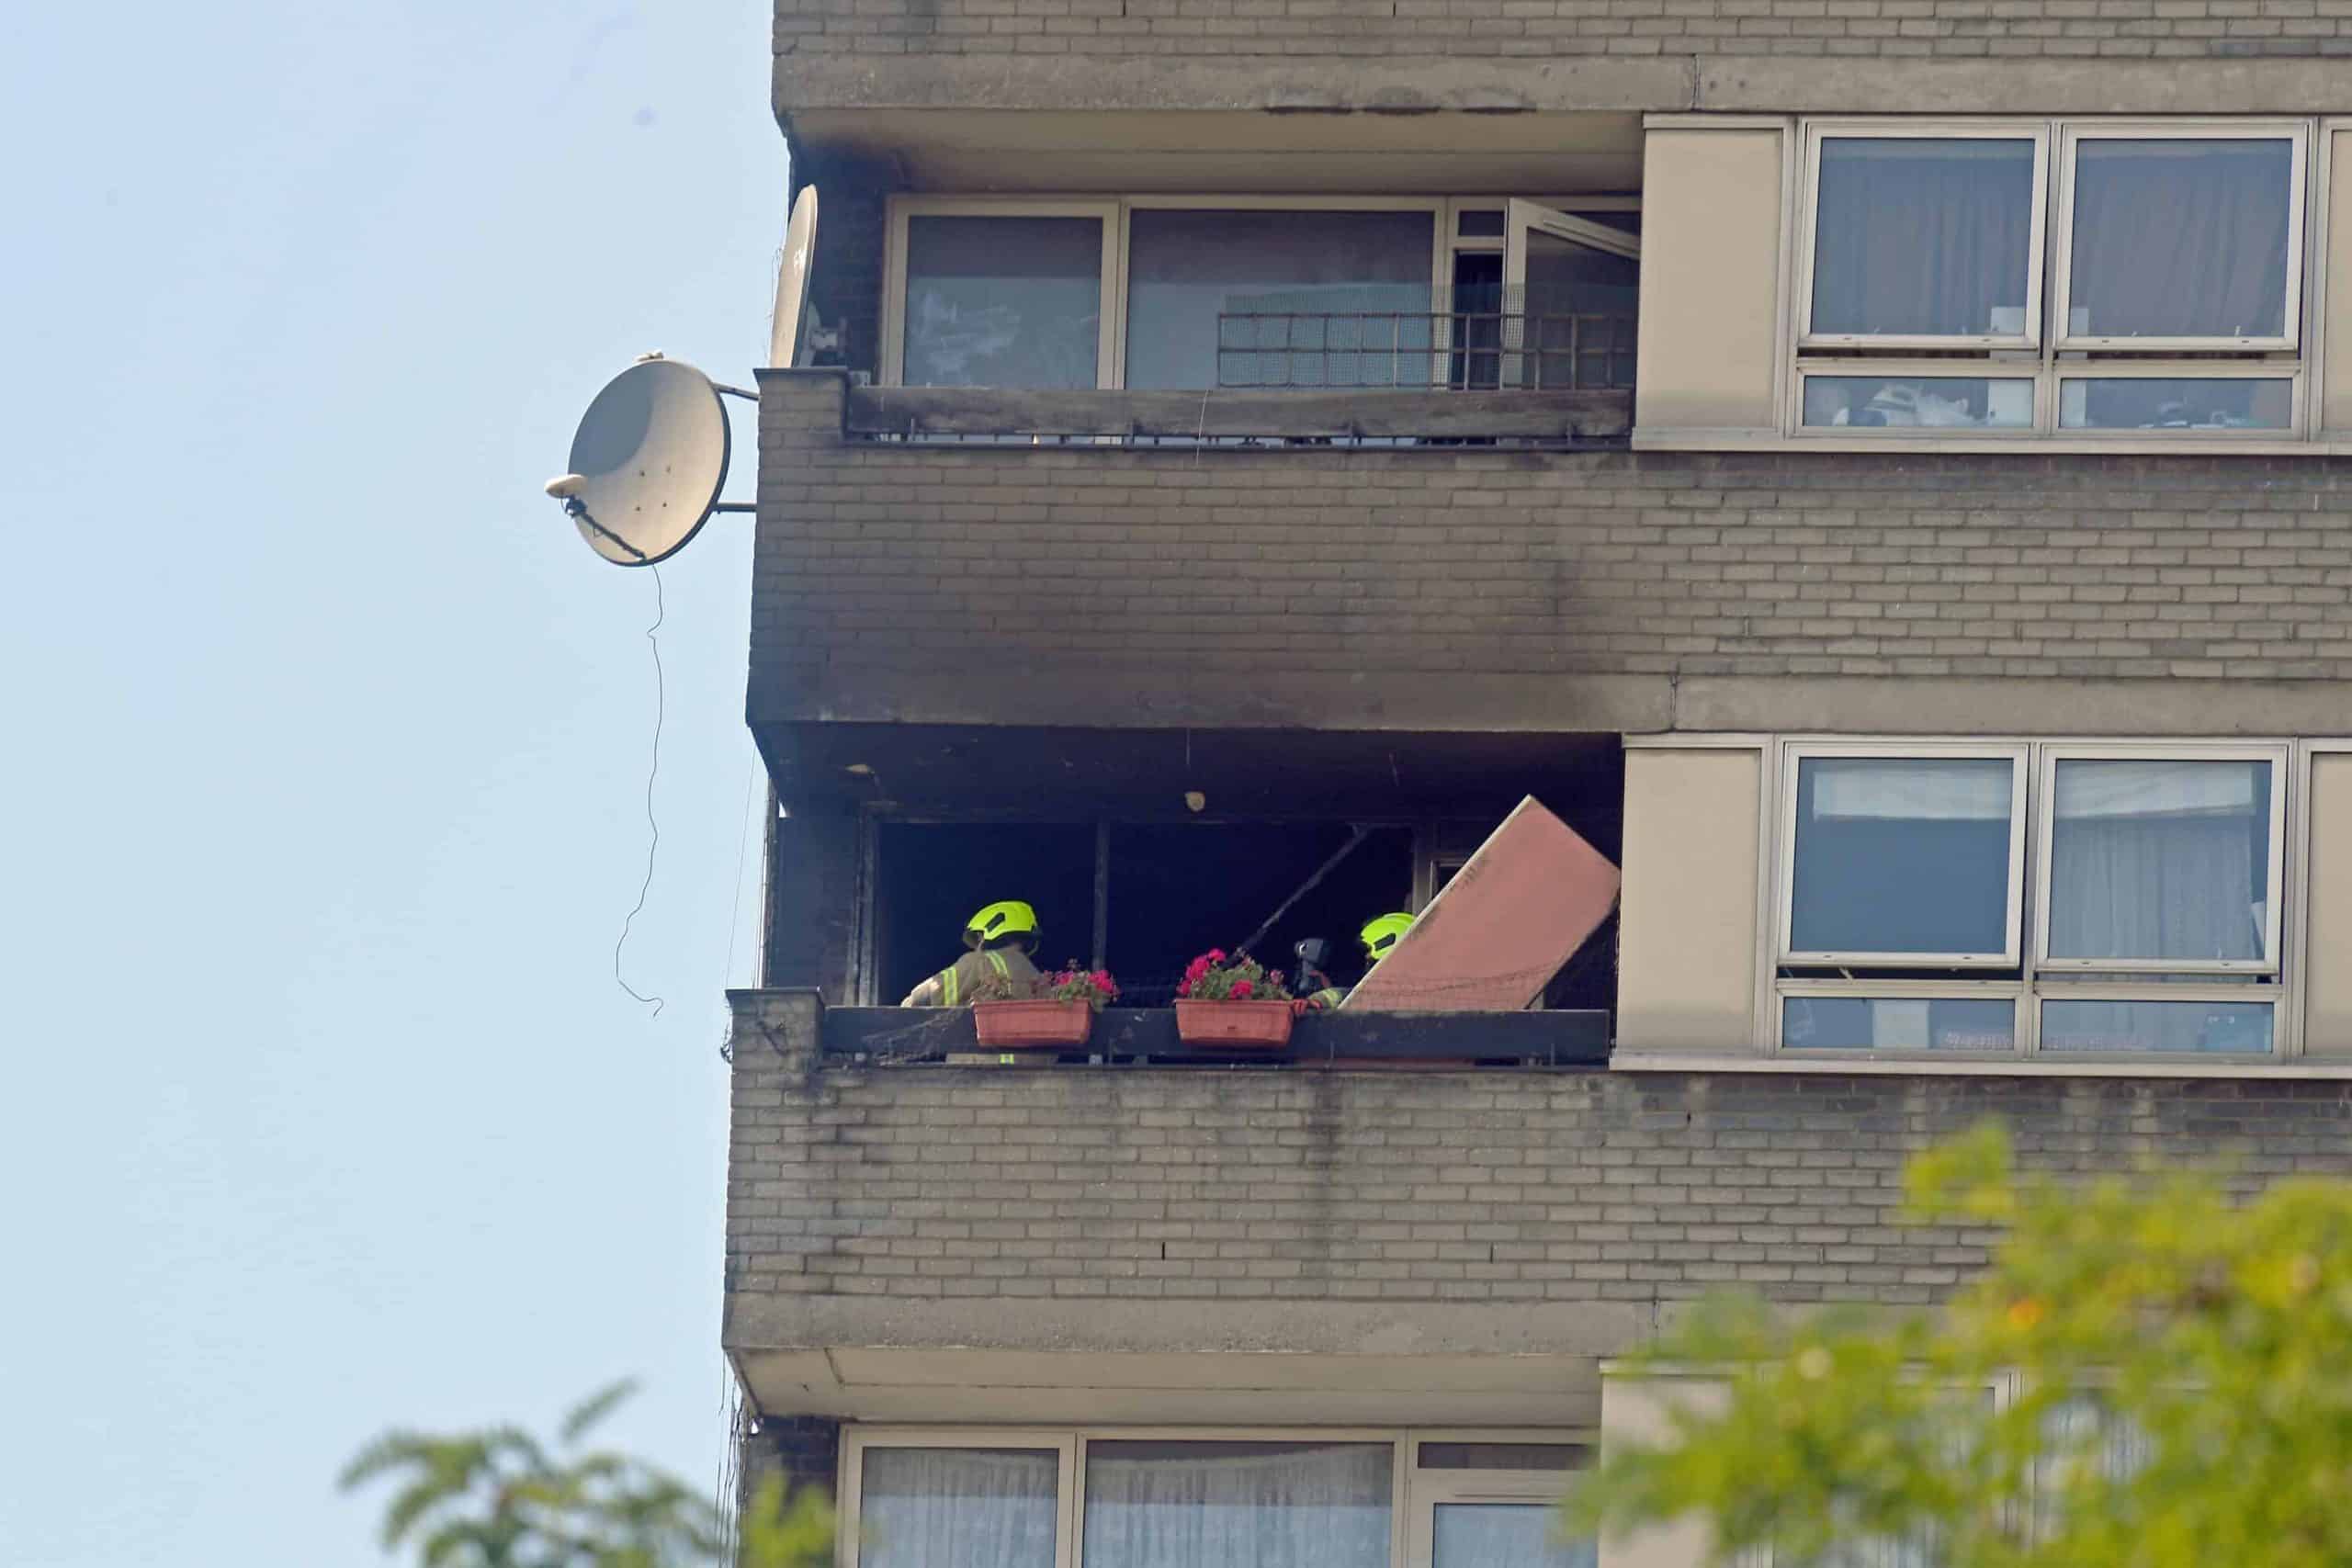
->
(869, 822), (1097, 1005)
(1106, 823), (1414, 1005)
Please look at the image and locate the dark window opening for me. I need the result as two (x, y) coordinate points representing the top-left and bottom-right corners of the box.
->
(871, 822), (1097, 1005)
(1107, 824), (1414, 1006)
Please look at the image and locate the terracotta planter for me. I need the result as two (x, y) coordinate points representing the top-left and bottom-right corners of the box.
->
(971, 998), (1094, 1050)
(1173, 998), (1295, 1048)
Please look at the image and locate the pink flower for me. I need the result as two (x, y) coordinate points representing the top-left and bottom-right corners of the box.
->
(1176, 979), (1192, 998)
(1231, 980), (1254, 1000)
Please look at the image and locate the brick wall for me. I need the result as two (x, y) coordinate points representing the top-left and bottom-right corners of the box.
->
(752, 374), (2352, 730)
(775, 0), (2352, 62)
(723, 993), (2352, 1320)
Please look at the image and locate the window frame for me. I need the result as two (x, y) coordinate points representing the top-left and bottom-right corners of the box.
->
(880, 197), (1123, 391)
(837, 1425), (1596, 1568)
(881, 193), (1640, 394)
(1774, 980), (2026, 1057)
(1774, 742), (2030, 970)
(2050, 120), (2311, 355)
(1115, 195), (1450, 393)
(1767, 738), (2298, 1064)
(1795, 119), (2052, 353)
(1781, 117), (2321, 446)
(2031, 987), (2282, 1059)
(2049, 361), (2303, 440)
(1404, 1451), (1595, 1568)
(838, 1427), (1080, 1568)
(1793, 360), (2044, 439)
(2030, 743), (2288, 976)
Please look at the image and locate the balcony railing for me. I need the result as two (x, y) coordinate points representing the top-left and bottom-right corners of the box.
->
(813, 1004), (1611, 1067)
(1215, 305), (1636, 393)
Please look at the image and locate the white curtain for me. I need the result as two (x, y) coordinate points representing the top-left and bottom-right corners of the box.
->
(1432, 1502), (1597, 1567)
(2047, 761), (2266, 962)
(861, 1447), (1059, 1568)
(1081, 1441), (1393, 1568)
(2033, 1399), (2153, 1540)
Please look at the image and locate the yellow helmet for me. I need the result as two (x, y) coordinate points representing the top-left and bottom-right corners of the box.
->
(964, 899), (1040, 950)
(1360, 911), (1415, 960)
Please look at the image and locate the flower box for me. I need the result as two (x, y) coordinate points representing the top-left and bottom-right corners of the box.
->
(1173, 998), (1295, 1049)
(971, 998), (1094, 1050)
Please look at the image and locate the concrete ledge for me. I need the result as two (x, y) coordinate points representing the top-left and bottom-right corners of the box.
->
(777, 52), (2352, 121)
(726, 1295), (1643, 1422)
(1697, 56), (2352, 115)
(749, 671), (2352, 743)
(1614, 1052), (2352, 1079)
(727, 1292), (1656, 1359)
(776, 53), (1699, 118)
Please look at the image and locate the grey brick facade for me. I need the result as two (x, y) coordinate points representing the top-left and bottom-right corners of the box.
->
(725, 992), (2352, 1335)
(752, 373), (2352, 737)
(776, 0), (2352, 62)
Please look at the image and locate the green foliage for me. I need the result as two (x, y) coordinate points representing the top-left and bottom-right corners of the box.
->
(342, 1381), (831, 1568)
(1567, 1122), (2352, 1568)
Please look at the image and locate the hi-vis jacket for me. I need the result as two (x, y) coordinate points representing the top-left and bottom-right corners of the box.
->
(899, 945), (1042, 1008)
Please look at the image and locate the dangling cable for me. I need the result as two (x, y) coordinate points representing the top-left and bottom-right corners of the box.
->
(615, 561), (667, 1017)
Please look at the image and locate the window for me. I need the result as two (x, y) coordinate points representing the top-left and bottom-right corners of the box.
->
(883, 196), (1639, 394)
(841, 1429), (1593, 1568)
(888, 204), (1117, 389)
(2055, 130), (2301, 348)
(857, 1447), (1062, 1568)
(2037, 754), (2277, 970)
(1125, 209), (1438, 390)
(1793, 119), (2312, 442)
(1773, 741), (2288, 1058)
(1083, 1441), (1393, 1567)
(1800, 375), (2035, 433)
(2056, 375), (2293, 434)
(1804, 131), (2044, 346)
(1780, 750), (2026, 966)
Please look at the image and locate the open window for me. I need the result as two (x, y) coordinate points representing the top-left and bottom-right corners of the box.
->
(1105, 823), (1413, 1005)
(1498, 201), (1640, 391)
(869, 822), (1099, 1005)
(882, 195), (1641, 393)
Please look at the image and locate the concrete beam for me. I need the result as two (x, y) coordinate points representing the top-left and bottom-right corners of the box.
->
(1668, 674), (2352, 739)
(726, 1292), (1659, 1359)
(727, 1295), (1637, 1424)
(752, 668), (2352, 741)
(775, 53), (1700, 119)
(1695, 55), (2352, 115)
(778, 51), (2352, 126)
(751, 667), (1679, 736)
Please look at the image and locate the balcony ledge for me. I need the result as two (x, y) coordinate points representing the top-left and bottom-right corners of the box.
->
(815, 1003), (1611, 1067)
(842, 383), (1632, 448)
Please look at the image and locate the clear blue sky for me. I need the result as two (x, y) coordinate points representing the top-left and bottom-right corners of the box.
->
(1, 3), (782, 1559)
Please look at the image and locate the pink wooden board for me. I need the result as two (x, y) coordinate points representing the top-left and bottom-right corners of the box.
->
(1340, 795), (1621, 1013)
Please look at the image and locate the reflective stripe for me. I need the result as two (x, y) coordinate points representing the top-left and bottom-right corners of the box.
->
(985, 951), (1010, 979)
(940, 966), (958, 1007)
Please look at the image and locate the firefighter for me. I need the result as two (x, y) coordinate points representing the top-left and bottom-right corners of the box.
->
(1306, 910), (1416, 1010)
(899, 900), (1044, 1007)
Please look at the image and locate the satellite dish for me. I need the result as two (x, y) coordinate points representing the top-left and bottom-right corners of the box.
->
(770, 185), (819, 368)
(552, 356), (730, 567)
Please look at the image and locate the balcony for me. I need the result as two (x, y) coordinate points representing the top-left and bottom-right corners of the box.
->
(813, 998), (1612, 1068)
(842, 382), (1633, 449)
